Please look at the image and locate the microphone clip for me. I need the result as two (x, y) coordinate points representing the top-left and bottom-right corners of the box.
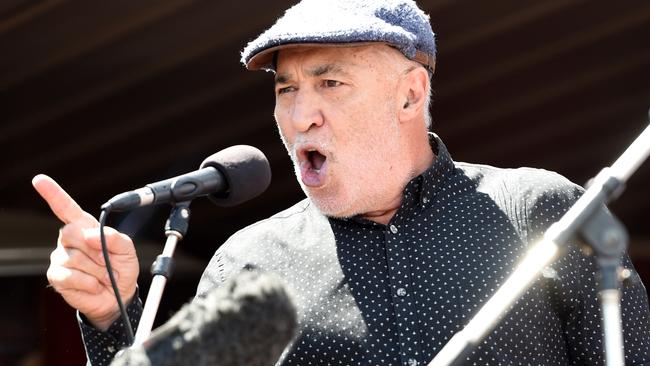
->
(164, 201), (192, 239)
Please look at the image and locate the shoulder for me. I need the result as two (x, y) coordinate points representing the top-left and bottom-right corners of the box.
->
(223, 198), (328, 244)
(456, 162), (584, 205)
(455, 162), (584, 238)
(196, 198), (332, 296)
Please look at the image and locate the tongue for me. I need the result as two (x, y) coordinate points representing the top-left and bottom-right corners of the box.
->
(311, 151), (326, 170)
(301, 151), (327, 187)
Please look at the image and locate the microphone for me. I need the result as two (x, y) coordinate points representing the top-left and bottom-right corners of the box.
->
(110, 269), (298, 366)
(102, 145), (272, 212)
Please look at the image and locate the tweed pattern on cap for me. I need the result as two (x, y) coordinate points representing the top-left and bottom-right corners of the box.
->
(240, 0), (436, 70)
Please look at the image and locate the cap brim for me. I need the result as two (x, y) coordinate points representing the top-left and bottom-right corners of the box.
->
(246, 42), (436, 72)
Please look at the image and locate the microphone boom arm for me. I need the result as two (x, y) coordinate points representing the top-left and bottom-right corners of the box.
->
(429, 120), (650, 366)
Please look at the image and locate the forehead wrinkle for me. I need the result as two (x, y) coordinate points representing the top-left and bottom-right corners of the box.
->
(309, 63), (346, 77)
(275, 59), (356, 85)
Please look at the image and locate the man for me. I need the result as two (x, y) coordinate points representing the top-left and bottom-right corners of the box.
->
(33, 0), (650, 365)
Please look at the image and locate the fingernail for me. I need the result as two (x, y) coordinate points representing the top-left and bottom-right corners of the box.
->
(31, 175), (43, 186)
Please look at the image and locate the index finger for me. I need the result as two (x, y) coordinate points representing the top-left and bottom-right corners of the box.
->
(32, 174), (98, 227)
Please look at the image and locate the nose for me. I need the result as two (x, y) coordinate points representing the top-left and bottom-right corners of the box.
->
(289, 88), (324, 132)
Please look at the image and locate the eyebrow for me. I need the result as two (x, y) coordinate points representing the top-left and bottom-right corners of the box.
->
(311, 63), (344, 77)
(274, 63), (349, 85)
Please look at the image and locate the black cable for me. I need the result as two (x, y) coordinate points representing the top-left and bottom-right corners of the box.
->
(99, 208), (135, 344)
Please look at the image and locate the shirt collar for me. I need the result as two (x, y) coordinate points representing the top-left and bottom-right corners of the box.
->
(396, 133), (456, 216)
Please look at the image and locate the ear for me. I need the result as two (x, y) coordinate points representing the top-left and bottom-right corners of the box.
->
(398, 66), (430, 123)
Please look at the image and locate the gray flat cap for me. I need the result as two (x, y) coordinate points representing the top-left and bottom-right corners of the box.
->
(241, 0), (436, 72)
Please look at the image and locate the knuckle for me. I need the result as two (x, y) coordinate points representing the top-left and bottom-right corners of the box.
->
(59, 223), (77, 237)
(94, 279), (105, 293)
(46, 265), (67, 284)
(49, 247), (66, 265)
(46, 266), (56, 282)
(49, 248), (59, 263)
(117, 232), (133, 245)
(105, 228), (133, 246)
(59, 223), (83, 247)
(64, 250), (80, 267)
(82, 212), (99, 225)
(103, 226), (119, 239)
(83, 229), (100, 246)
(83, 276), (102, 293)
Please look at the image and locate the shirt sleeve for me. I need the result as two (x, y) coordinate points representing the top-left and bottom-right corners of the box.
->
(526, 174), (650, 365)
(77, 294), (143, 366)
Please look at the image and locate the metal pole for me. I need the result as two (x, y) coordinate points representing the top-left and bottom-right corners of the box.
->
(601, 289), (625, 366)
(133, 233), (180, 345)
(132, 202), (191, 346)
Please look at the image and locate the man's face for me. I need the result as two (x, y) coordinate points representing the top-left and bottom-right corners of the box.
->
(273, 44), (415, 218)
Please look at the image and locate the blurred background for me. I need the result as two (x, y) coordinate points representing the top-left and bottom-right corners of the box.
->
(1, 0), (649, 364)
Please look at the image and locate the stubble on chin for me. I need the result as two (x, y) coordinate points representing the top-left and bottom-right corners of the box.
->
(294, 166), (356, 219)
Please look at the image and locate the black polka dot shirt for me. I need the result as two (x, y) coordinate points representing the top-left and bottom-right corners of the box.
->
(80, 135), (650, 365)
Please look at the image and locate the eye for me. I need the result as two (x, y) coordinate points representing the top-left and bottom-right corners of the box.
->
(277, 86), (296, 95)
(323, 80), (342, 88)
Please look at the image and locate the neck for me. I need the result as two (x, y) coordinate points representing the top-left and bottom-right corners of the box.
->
(363, 131), (436, 225)
(362, 203), (401, 225)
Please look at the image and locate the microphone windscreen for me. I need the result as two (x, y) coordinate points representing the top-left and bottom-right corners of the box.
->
(200, 145), (272, 207)
(111, 270), (297, 366)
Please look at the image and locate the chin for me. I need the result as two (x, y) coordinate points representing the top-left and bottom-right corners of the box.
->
(304, 188), (358, 219)
(294, 170), (365, 218)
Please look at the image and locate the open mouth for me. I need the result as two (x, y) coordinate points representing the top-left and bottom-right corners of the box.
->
(307, 149), (326, 171)
(298, 146), (328, 187)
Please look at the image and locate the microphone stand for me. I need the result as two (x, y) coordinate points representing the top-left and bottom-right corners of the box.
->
(133, 201), (192, 346)
(429, 120), (650, 366)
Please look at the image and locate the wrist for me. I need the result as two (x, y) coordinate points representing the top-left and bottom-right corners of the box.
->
(85, 290), (136, 331)
(87, 309), (122, 332)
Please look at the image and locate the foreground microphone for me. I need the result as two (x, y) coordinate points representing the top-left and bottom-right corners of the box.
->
(102, 145), (272, 211)
(111, 269), (298, 366)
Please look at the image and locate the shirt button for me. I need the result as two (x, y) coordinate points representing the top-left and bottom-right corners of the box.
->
(408, 358), (419, 366)
(422, 197), (429, 204)
(107, 345), (115, 353)
(396, 287), (407, 297)
(389, 224), (398, 234)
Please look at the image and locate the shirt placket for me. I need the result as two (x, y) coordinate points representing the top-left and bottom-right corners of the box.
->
(385, 222), (424, 366)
